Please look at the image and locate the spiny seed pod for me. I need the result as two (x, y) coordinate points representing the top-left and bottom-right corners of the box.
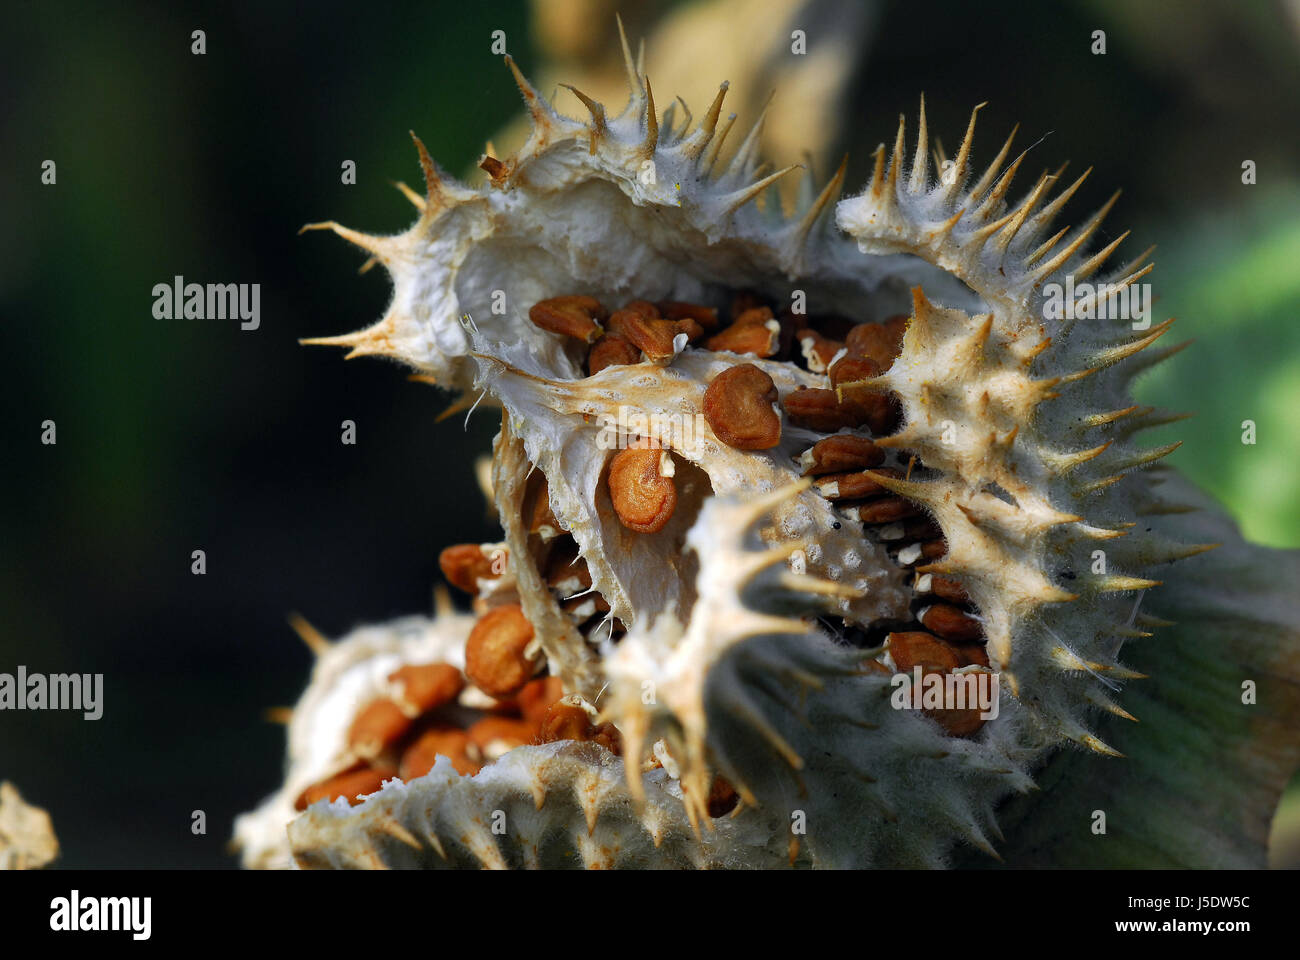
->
(703, 363), (782, 450)
(241, 31), (1300, 870)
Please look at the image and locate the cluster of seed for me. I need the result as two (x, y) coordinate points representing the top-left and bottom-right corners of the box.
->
(293, 548), (612, 809)
(296, 533), (741, 817)
(529, 292), (994, 739)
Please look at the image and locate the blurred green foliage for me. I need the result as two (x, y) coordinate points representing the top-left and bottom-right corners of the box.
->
(1137, 189), (1300, 548)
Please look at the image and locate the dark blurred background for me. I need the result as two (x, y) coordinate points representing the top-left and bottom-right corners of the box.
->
(2, 0), (1297, 867)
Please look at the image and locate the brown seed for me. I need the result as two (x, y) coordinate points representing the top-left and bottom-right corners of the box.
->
(921, 603), (984, 643)
(528, 296), (607, 343)
(347, 699), (413, 759)
(705, 306), (780, 356)
(295, 764), (397, 810)
(438, 544), (502, 594)
(828, 354), (881, 389)
(517, 675), (566, 725)
(926, 665), (993, 738)
(783, 387), (860, 432)
(829, 355), (900, 436)
(930, 575), (970, 604)
(834, 470), (905, 513)
(828, 353), (889, 419)
(399, 727), (478, 779)
(738, 306), (775, 328)
(843, 322), (886, 360)
(660, 300), (720, 329)
(588, 334), (642, 375)
(484, 692), (522, 716)
(466, 715), (537, 756)
(815, 469), (899, 501)
(608, 443), (677, 533)
(388, 662), (465, 715)
(845, 314), (907, 368)
(536, 701), (589, 741)
(888, 630), (988, 737)
(539, 702), (590, 742)
(537, 699), (622, 754)
(887, 631), (961, 674)
(608, 308), (682, 362)
(797, 328), (844, 372)
(604, 305), (646, 335)
(465, 603), (538, 698)
(615, 303), (705, 348)
(705, 322), (780, 357)
(856, 495), (923, 524)
(675, 316), (707, 342)
(703, 363), (781, 450)
(931, 709), (987, 738)
(621, 299), (662, 319)
(799, 434), (885, 476)
(839, 391), (901, 437)
(883, 314), (909, 354)
(952, 643), (990, 668)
